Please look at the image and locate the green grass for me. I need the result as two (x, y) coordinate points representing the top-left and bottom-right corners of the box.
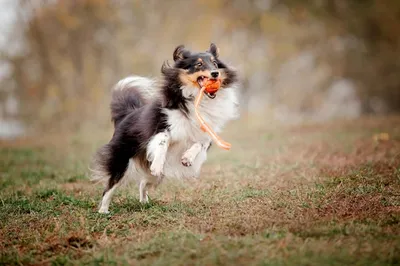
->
(1, 116), (400, 265)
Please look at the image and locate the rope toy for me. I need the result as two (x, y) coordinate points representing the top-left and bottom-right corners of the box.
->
(194, 79), (232, 150)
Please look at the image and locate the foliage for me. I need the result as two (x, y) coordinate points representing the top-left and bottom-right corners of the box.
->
(0, 0), (400, 131)
(278, 0), (400, 112)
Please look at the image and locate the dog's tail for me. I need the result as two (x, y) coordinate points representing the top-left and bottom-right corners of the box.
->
(111, 76), (160, 126)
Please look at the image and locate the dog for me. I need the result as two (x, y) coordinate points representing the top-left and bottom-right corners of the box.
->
(91, 43), (239, 213)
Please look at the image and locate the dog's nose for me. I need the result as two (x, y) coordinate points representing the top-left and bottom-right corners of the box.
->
(210, 71), (219, 78)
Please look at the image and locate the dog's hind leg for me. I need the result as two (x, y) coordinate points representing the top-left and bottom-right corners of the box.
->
(98, 145), (130, 214)
(139, 179), (149, 203)
(99, 183), (119, 214)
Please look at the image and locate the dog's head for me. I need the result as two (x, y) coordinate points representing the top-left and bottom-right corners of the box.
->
(162, 43), (237, 99)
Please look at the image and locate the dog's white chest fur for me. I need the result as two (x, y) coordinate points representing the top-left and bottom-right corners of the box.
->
(166, 87), (239, 140)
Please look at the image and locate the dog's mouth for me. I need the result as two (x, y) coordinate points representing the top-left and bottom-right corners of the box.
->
(196, 75), (208, 88)
(197, 76), (216, 99)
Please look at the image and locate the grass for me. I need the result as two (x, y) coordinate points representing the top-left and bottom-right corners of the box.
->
(1, 115), (400, 265)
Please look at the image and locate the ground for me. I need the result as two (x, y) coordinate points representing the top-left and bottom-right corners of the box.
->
(0, 116), (399, 265)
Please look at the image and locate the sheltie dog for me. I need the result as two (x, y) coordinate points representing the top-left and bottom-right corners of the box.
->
(91, 43), (239, 213)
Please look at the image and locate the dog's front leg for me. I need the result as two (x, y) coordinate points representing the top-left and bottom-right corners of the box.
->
(181, 141), (211, 167)
(147, 131), (170, 180)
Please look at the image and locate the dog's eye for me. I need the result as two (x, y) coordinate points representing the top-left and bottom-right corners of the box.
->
(196, 62), (203, 67)
(212, 61), (218, 68)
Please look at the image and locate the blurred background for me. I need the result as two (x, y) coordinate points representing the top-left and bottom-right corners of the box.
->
(0, 0), (399, 139)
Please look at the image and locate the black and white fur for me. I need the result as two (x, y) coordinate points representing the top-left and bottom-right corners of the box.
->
(91, 43), (239, 213)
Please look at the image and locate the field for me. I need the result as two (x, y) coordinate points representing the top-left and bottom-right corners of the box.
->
(1, 116), (399, 265)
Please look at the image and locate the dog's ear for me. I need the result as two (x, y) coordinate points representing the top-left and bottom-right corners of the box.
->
(173, 45), (190, 61)
(161, 61), (171, 74)
(209, 43), (220, 58)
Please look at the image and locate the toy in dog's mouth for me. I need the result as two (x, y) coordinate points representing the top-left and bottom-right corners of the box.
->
(194, 78), (231, 150)
(197, 76), (218, 99)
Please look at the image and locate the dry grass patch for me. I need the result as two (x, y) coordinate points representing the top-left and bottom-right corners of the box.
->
(1, 116), (400, 265)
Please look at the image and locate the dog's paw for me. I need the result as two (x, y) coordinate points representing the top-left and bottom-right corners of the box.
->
(150, 162), (164, 177)
(181, 155), (193, 167)
(98, 207), (109, 214)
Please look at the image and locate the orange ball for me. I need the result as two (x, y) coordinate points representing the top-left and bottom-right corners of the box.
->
(204, 79), (221, 94)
